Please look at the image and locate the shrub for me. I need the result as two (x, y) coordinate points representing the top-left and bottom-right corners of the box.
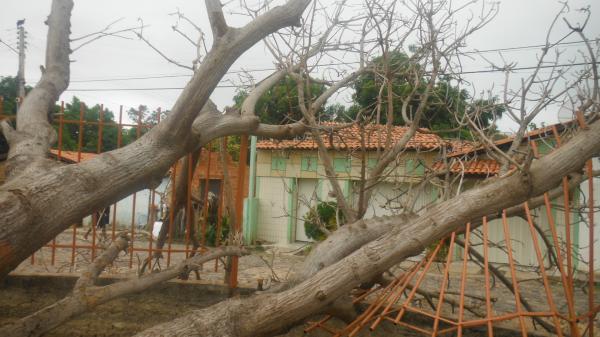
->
(303, 201), (343, 241)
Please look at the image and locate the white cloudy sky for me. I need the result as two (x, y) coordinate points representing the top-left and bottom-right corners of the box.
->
(0, 0), (598, 131)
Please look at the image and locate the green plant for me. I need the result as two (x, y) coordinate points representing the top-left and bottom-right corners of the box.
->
(303, 201), (343, 241)
(205, 216), (230, 247)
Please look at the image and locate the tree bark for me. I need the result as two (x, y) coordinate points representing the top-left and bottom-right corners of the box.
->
(134, 119), (600, 337)
(0, 0), (312, 279)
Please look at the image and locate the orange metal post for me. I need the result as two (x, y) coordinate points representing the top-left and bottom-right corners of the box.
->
(562, 177), (574, 288)
(201, 144), (212, 247)
(457, 223), (472, 337)
(230, 135), (249, 290)
(543, 193), (580, 334)
(129, 109), (143, 268)
(482, 217), (494, 337)
(148, 187), (156, 262)
(552, 128), (577, 310)
(77, 102), (84, 162)
(500, 210), (528, 337)
(129, 193), (137, 268)
(51, 101), (65, 266)
(146, 108), (161, 262)
(587, 160), (595, 337)
(90, 104), (105, 261)
(432, 232), (456, 336)
(71, 102), (86, 267)
(523, 203), (564, 336)
(185, 154), (193, 258)
(167, 164), (177, 267)
(111, 106), (124, 241)
(215, 175), (225, 272)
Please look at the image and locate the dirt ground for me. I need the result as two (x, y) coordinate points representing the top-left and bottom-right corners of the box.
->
(4, 228), (599, 336)
(0, 275), (501, 337)
(13, 229), (307, 288)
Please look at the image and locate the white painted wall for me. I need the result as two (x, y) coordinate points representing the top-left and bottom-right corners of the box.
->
(256, 176), (291, 243)
(83, 178), (168, 229)
(295, 178), (318, 242)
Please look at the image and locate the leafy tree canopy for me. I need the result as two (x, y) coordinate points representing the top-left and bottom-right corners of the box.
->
(349, 51), (504, 139)
(0, 76), (32, 116)
(233, 75), (327, 125)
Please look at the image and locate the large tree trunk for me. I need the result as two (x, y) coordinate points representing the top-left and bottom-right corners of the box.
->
(134, 120), (600, 337)
(0, 0), (312, 279)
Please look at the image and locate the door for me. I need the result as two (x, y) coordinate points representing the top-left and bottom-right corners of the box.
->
(296, 178), (318, 242)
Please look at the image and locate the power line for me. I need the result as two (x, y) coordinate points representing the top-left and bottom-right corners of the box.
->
(461, 40), (587, 55)
(65, 40), (590, 83)
(0, 37), (18, 54)
(63, 61), (598, 92)
(66, 85), (240, 92)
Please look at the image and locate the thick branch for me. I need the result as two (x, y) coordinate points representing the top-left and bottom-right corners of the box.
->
(206, 0), (229, 39)
(8, 0), (72, 170)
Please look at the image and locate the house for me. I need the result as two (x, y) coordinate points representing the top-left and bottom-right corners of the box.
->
(249, 120), (598, 273)
(251, 123), (445, 244)
(190, 150), (249, 213)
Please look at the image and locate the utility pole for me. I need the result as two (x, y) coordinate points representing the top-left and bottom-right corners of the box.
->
(16, 19), (26, 103)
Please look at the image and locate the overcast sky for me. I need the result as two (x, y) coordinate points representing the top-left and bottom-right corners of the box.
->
(0, 0), (598, 132)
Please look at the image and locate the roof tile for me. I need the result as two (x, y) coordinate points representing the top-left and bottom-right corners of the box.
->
(257, 122), (443, 151)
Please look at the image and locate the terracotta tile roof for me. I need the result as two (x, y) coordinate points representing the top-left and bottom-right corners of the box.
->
(49, 149), (97, 163)
(447, 120), (576, 157)
(257, 122), (443, 151)
(432, 158), (500, 176)
(446, 140), (476, 156)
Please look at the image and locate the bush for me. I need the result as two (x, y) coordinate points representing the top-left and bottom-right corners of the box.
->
(303, 201), (343, 241)
(205, 216), (230, 247)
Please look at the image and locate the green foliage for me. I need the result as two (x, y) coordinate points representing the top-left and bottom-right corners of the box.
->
(0, 77), (21, 116)
(350, 51), (504, 138)
(233, 75), (326, 125)
(302, 201), (343, 241)
(124, 105), (168, 141)
(0, 77), (170, 155)
(53, 98), (169, 153)
(427, 240), (450, 262)
(56, 97), (127, 152)
(205, 216), (230, 247)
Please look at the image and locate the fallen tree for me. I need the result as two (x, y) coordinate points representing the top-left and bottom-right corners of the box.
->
(0, 1), (598, 336)
(132, 119), (600, 337)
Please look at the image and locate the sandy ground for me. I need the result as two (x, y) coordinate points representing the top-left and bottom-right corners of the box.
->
(12, 228), (306, 289)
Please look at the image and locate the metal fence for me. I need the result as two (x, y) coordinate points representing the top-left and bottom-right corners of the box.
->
(0, 97), (248, 289)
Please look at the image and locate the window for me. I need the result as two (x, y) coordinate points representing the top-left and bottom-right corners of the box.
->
(406, 159), (425, 176)
(333, 158), (351, 173)
(367, 158), (378, 169)
(271, 155), (286, 171)
(301, 156), (317, 172)
(537, 139), (556, 156)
